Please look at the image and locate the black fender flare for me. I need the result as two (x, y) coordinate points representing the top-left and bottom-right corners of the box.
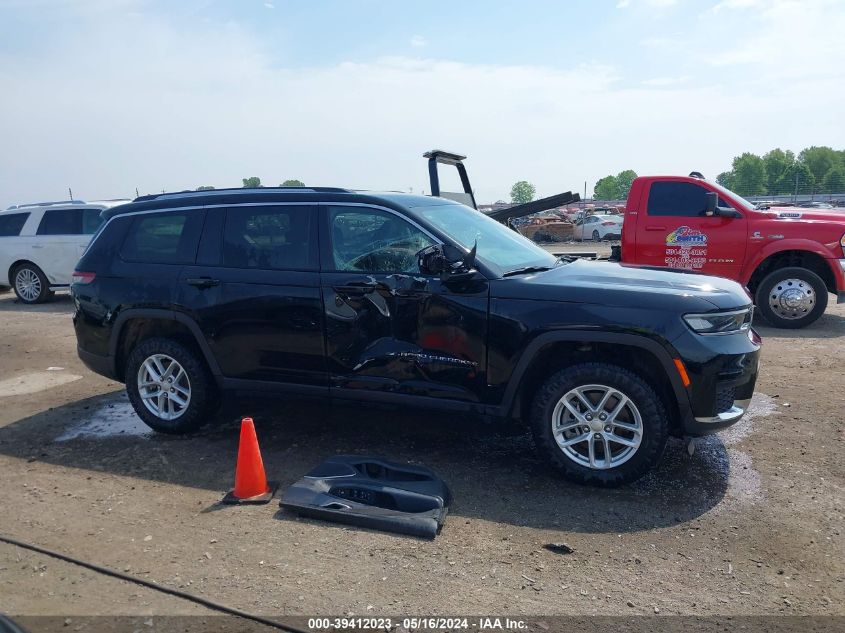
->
(499, 330), (691, 420)
(109, 308), (223, 378)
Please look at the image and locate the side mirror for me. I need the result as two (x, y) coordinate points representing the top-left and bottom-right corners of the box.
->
(417, 244), (448, 275)
(704, 192), (718, 217)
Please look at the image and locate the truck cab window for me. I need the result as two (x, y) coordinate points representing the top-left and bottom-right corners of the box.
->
(647, 182), (710, 217)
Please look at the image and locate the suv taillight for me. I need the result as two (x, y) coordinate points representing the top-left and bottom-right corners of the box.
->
(72, 271), (96, 285)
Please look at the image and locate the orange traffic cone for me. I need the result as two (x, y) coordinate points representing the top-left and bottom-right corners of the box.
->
(222, 417), (278, 504)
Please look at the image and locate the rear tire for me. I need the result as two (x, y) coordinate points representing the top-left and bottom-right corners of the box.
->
(754, 266), (827, 329)
(529, 362), (668, 487)
(125, 337), (219, 434)
(12, 263), (53, 304)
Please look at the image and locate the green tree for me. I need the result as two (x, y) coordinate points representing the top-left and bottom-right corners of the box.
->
(593, 175), (621, 200)
(774, 162), (815, 196)
(730, 153), (767, 196)
(196, 185), (215, 191)
(615, 170), (638, 200)
(798, 146), (842, 186)
(280, 179), (305, 187)
(242, 176), (262, 188)
(762, 148), (794, 194)
(821, 165), (845, 194)
(716, 171), (734, 189)
(510, 181), (536, 204)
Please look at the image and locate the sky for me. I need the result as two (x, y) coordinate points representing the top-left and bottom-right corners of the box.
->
(1, 0), (843, 207)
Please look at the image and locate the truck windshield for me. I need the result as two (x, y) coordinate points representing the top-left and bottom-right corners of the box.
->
(708, 181), (755, 210)
(416, 202), (558, 274)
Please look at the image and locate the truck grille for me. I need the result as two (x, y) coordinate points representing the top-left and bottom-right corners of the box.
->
(714, 386), (736, 414)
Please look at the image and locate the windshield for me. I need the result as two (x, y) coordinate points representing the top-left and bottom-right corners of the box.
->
(417, 202), (558, 273)
(708, 180), (755, 210)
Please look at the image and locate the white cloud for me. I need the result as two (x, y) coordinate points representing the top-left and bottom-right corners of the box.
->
(264, 1), (275, 8)
(616, 0), (631, 8)
(708, 0), (763, 12)
(410, 34), (427, 48)
(706, 0), (845, 79)
(0, 2), (842, 205)
(642, 75), (690, 86)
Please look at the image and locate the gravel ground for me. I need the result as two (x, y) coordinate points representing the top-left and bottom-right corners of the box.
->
(0, 276), (842, 620)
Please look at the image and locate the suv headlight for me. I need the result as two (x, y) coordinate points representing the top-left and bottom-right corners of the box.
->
(840, 232), (845, 252)
(684, 308), (752, 335)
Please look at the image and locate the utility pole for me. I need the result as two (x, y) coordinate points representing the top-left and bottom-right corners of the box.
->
(794, 169), (798, 204)
(68, 187), (73, 201)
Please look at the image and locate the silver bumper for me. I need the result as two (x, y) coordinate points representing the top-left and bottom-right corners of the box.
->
(694, 397), (751, 424)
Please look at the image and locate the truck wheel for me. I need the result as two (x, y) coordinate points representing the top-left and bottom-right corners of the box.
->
(125, 337), (219, 434)
(12, 263), (54, 304)
(755, 267), (828, 329)
(529, 362), (668, 487)
(592, 229), (601, 242)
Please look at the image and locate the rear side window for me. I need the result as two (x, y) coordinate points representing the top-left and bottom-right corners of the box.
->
(647, 182), (708, 217)
(38, 208), (83, 235)
(223, 206), (317, 270)
(0, 213), (29, 236)
(120, 211), (204, 264)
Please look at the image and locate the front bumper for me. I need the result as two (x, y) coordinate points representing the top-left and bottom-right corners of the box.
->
(674, 327), (761, 436)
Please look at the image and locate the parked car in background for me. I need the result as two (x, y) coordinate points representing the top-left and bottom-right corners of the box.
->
(0, 199), (128, 303)
(572, 214), (623, 241)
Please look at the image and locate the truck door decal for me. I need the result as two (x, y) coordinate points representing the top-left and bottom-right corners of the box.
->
(665, 226), (708, 270)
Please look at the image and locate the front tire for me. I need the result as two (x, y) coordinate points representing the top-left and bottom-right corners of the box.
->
(529, 363), (668, 487)
(13, 263), (54, 304)
(754, 266), (828, 329)
(125, 337), (219, 434)
(592, 229), (601, 242)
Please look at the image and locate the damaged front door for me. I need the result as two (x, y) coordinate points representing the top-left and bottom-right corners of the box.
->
(320, 204), (489, 406)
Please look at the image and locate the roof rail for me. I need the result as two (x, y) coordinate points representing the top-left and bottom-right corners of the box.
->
(134, 187), (352, 202)
(8, 200), (86, 210)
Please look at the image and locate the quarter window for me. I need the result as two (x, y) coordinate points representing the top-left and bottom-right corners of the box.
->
(647, 182), (709, 217)
(0, 213), (29, 237)
(223, 206), (317, 270)
(121, 211), (204, 264)
(82, 208), (105, 234)
(328, 207), (434, 273)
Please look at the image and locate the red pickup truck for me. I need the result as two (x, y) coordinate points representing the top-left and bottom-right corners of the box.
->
(619, 173), (845, 328)
(425, 151), (845, 329)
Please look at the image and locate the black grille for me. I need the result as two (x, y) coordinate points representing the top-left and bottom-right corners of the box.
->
(715, 385), (736, 414)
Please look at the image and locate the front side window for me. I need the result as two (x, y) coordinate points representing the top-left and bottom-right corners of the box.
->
(37, 209), (83, 235)
(223, 206), (316, 270)
(0, 213), (29, 237)
(647, 182), (710, 217)
(121, 211), (203, 264)
(328, 206), (434, 273)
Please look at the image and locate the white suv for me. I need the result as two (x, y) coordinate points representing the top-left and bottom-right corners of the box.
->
(0, 200), (128, 303)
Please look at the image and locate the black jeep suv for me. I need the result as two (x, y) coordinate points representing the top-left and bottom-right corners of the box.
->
(72, 187), (760, 486)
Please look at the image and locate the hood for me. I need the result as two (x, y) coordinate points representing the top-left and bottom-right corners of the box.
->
(765, 207), (845, 223)
(491, 258), (751, 312)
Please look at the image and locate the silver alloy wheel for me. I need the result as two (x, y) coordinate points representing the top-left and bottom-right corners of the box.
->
(551, 384), (643, 470)
(769, 278), (814, 320)
(15, 268), (41, 302)
(137, 354), (191, 421)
